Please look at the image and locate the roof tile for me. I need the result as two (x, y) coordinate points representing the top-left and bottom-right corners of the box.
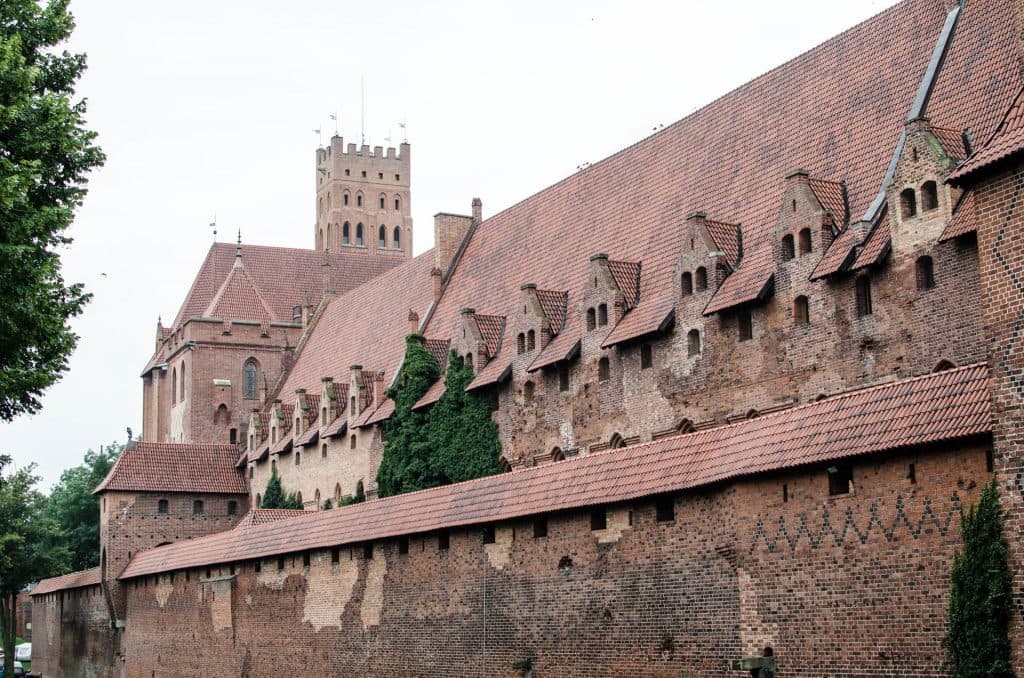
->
(96, 442), (247, 495)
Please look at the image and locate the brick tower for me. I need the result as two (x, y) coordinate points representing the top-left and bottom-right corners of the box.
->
(314, 136), (412, 257)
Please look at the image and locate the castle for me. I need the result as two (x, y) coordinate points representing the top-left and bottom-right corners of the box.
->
(29, 0), (1024, 675)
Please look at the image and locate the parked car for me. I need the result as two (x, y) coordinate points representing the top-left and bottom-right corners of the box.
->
(13, 645), (29, 662)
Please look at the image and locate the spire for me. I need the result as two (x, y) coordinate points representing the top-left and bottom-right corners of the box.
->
(234, 230), (243, 268)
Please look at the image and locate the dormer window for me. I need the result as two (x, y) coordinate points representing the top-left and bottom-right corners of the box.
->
(687, 329), (701, 356)
(695, 267), (708, 292)
(781, 234), (795, 261)
(526, 330), (536, 351)
(517, 333), (526, 354)
(916, 256), (935, 290)
(598, 357), (610, 382)
(921, 181), (938, 211)
(597, 304), (608, 327)
(586, 308), (596, 331)
(798, 228), (812, 255)
(900, 188), (917, 219)
(794, 295), (810, 325)
(681, 272), (693, 296)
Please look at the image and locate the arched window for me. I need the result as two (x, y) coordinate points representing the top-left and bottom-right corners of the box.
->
(321, 443), (328, 459)
(695, 267), (708, 291)
(551, 447), (564, 462)
(798, 228), (812, 255)
(394, 197), (400, 211)
(523, 380), (535, 401)
(379, 195), (385, 209)
(295, 492), (303, 507)
(318, 229), (323, 249)
(215, 404), (229, 425)
(342, 222), (350, 245)
(355, 481), (364, 501)
(916, 256), (935, 290)
(781, 234), (795, 261)
(526, 329), (536, 351)
(314, 489), (321, 509)
(598, 357), (610, 382)
(687, 329), (701, 356)
(517, 333), (526, 354)
(746, 409), (759, 419)
(933, 359), (956, 372)
(681, 272), (693, 296)
(334, 483), (342, 504)
(321, 406), (328, 423)
(609, 433), (625, 449)
(179, 363), (186, 401)
(350, 395), (356, 412)
(157, 499), (168, 515)
(326, 223), (333, 249)
(356, 223), (364, 246)
(378, 225), (386, 248)
(597, 304), (608, 327)
(350, 434), (356, 449)
(586, 308), (596, 331)
(466, 353), (474, 371)
(677, 418), (695, 434)
(295, 451), (301, 466)
(244, 360), (259, 400)
(855, 275), (873, 317)
(343, 193), (349, 206)
(256, 493), (262, 507)
(393, 226), (401, 249)
(921, 181), (938, 211)
(793, 295), (810, 325)
(900, 188), (917, 219)
(737, 311), (753, 341)
(271, 460), (277, 474)
(356, 194), (363, 207)
(193, 500), (204, 516)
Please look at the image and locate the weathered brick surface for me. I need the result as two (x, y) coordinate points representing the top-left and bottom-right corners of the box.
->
(32, 585), (117, 678)
(116, 441), (987, 677)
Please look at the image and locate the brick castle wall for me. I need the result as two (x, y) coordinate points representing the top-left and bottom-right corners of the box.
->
(32, 585), (116, 678)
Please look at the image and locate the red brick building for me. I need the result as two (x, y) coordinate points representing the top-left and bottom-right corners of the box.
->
(31, 0), (1024, 674)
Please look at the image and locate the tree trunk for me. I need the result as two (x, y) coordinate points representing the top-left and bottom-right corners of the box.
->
(0, 592), (14, 677)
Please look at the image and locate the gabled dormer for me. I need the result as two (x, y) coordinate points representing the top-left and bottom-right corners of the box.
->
(452, 308), (506, 373)
(772, 169), (848, 278)
(582, 253), (640, 333)
(679, 212), (742, 298)
(888, 117), (967, 258)
(514, 284), (567, 356)
(318, 377), (338, 430)
(347, 365), (367, 423)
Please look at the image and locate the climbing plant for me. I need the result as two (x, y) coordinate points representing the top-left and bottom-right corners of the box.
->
(425, 352), (503, 485)
(944, 477), (1013, 677)
(376, 334), (441, 497)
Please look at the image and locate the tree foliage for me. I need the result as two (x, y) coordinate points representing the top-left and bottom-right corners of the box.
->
(261, 470), (302, 510)
(0, 0), (105, 420)
(377, 340), (502, 497)
(376, 335), (441, 497)
(0, 455), (69, 675)
(944, 477), (1013, 677)
(45, 441), (121, 571)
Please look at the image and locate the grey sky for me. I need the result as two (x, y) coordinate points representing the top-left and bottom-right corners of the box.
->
(2, 0), (898, 488)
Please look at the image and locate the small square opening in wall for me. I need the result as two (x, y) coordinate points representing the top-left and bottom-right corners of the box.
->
(655, 497), (675, 522)
(331, 548), (340, 564)
(827, 463), (853, 496)
(533, 516), (548, 539)
(640, 343), (653, 369)
(481, 525), (496, 544)
(438, 530), (450, 551)
(277, 557), (284, 571)
(254, 560), (261, 573)
(590, 508), (607, 531)
(398, 537), (409, 555)
(302, 552), (311, 568)
(363, 542), (374, 560)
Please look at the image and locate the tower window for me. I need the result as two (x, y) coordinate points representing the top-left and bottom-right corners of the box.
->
(526, 329), (535, 351)
(737, 311), (753, 341)
(900, 188), (916, 219)
(394, 197), (400, 210)
(295, 451), (301, 466)
(855, 275), (873, 317)
(640, 343), (653, 369)
(343, 193), (349, 206)
(357, 194), (363, 207)
(342, 222), (350, 245)
(781, 234), (795, 261)
(798, 228), (812, 254)
(695, 267), (708, 291)
(517, 333), (525, 354)
(597, 303), (608, 327)
(361, 171), (366, 178)
(350, 434), (356, 449)
(687, 329), (701, 356)
(558, 364), (570, 392)
(916, 256), (935, 290)
(171, 366), (177, 403)
(321, 443), (328, 459)
(393, 226), (401, 249)
(379, 196), (385, 209)
(921, 181), (938, 211)
(681, 272), (693, 296)
(356, 223), (364, 246)
(157, 499), (168, 515)
(378, 172), (383, 180)
(586, 308), (596, 331)
(229, 428), (237, 444)
(244, 360), (258, 400)
(523, 380), (535, 401)
(193, 500), (204, 516)
(794, 295), (810, 325)
(378, 225), (386, 248)
(598, 357), (610, 382)
(344, 169), (350, 176)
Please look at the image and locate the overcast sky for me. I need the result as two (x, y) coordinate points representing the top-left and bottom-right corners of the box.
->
(3, 0), (899, 489)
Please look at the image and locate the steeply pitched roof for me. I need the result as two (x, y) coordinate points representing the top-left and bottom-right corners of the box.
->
(704, 219), (742, 267)
(852, 212), (892, 270)
(473, 314), (506, 357)
(120, 364), (991, 579)
(95, 442), (247, 495)
(809, 178), (848, 225)
(536, 289), (568, 334)
(949, 85), (1024, 184)
(33, 567), (101, 596)
(203, 259), (273, 324)
(421, 0), (1017, 337)
(939, 191), (977, 241)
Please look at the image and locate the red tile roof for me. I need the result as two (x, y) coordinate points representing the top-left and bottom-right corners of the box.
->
(607, 260), (641, 309)
(527, 330), (581, 372)
(467, 355), (512, 391)
(203, 260), (273, 325)
(704, 219), (742, 267)
(96, 442), (247, 495)
(473, 314), (506, 357)
(949, 86), (1024, 184)
(939, 191), (978, 241)
(852, 212), (892, 270)
(810, 224), (862, 280)
(931, 126), (968, 162)
(33, 567), (101, 596)
(234, 509), (307, 529)
(419, 0), (1016, 335)
(809, 178), (849, 225)
(424, 339), (452, 370)
(120, 364), (991, 579)
(412, 379), (446, 411)
(295, 424), (319, 448)
(249, 440), (270, 463)
(361, 398), (395, 427)
(322, 416), (347, 439)
(536, 289), (568, 335)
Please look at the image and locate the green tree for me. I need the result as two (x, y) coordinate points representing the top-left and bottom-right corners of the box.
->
(46, 441), (121, 571)
(0, 455), (69, 675)
(260, 470), (303, 510)
(425, 352), (502, 484)
(0, 0), (105, 421)
(944, 477), (1014, 677)
(376, 334), (441, 497)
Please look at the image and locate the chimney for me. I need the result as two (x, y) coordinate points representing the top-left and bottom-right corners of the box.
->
(431, 267), (443, 301)
(408, 309), (420, 334)
(321, 248), (333, 296)
(433, 208), (474, 277)
(374, 371), (386, 408)
(348, 365), (363, 419)
(785, 167), (811, 186)
(472, 197), (482, 224)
